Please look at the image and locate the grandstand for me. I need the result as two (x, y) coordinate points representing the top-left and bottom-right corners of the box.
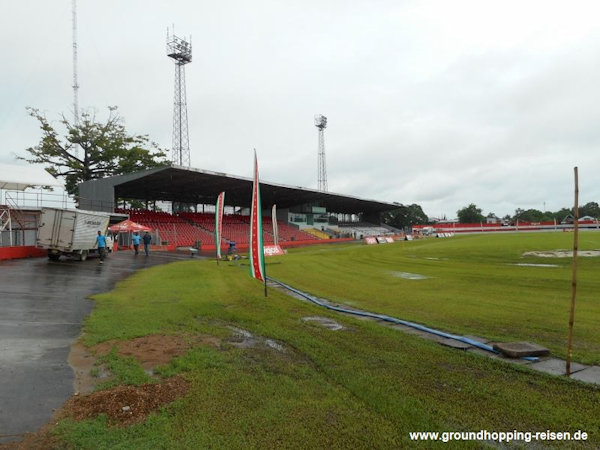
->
(77, 165), (398, 250)
(114, 210), (322, 248)
(115, 209), (216, 247)
(337, 222), (394, 238)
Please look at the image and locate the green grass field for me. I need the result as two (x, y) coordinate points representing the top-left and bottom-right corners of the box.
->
(269, 232), (600, 365)
(54, 232), (600, 449)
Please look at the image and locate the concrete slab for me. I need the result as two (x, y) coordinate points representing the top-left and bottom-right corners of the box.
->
(570, 366), (600, 384)
(464, 346), (535, 364)
(438, 338), (472, 350)
(528, 358), (587, 376)
(493, 341), (550, 358)
(0, 250), (194, 444)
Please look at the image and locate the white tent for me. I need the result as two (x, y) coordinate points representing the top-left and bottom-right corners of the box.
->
(0, 163), (62, 191)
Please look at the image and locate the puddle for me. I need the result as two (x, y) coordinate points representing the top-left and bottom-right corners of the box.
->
(510, 263), (560, 268)
(302, 316), (345, 331)
(523, 250), (600, 258)
(390, 271), (429, 280)
(265, 339), (285, 352)
(227, 326), (285, 352)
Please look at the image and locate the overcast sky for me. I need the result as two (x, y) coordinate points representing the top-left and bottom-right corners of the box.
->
(2, 0), (599, 219)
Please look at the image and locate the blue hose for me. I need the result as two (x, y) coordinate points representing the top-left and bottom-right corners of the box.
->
(268, 277), (538, 362)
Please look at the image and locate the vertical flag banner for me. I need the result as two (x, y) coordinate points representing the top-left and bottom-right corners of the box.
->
(272, 204), (279, 246)
(215, 192), (225, 259)
(249, 150), (266, 282)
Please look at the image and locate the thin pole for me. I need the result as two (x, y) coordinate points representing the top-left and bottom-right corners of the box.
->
(264, 275), (268, 297)
(566, 167), (579, 376)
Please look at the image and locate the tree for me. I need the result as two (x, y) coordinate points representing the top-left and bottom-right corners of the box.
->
(18, 107), (168, 197)
(382, 203), (429, 229)
(580, 201), (600, 218)
(512, 208), (552, 223)
(551, 207), (573, 223)
(457, 203), (485, 223)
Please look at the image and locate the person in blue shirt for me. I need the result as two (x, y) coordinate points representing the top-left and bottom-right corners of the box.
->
(132, 231), (141, 255)
(96, 230), (107, 264)
(142, 231), (152, 256)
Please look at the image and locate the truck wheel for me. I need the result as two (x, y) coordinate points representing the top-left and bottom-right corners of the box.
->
(48, 253), (60, 261)
(79, 250), (88, 261)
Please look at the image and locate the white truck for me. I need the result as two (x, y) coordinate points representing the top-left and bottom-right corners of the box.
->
(37, 207), (113, 261)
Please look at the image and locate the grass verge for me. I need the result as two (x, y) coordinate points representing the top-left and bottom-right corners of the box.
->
(53, 252), (600, 449)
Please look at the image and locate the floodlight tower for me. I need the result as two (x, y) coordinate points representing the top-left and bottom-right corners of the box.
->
(72, 0), (80, 155)
(167, 28), (192, 167)
(315, 114), (328, 192)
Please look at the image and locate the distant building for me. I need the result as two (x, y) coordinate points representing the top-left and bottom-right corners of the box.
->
(486, 213), (500, 224)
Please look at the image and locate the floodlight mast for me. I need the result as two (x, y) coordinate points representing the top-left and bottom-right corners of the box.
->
(72, 0), (80, 156)
(167, 27), (192, 167)
(315, 114), (328, 192)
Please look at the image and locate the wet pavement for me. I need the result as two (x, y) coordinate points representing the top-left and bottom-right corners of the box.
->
(0, 250), (194, 443)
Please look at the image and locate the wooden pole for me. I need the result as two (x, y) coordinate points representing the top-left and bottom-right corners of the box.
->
(566, 167), (579, 376)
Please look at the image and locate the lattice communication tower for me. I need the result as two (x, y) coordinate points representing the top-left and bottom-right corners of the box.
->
(167, 28), (192, 167)
(72, 0), (80, 156)
(315, 114), (328, 192)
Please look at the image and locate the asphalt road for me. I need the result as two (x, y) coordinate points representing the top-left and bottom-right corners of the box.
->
(0, 250), (194, 443)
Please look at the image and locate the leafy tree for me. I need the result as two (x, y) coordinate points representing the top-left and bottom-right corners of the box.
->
(552, 207), (573, 223)
(457, 203), (485, 223)
(18, 107), (168, 197)
(382, 203), (429, 229)
(579, 201), (600, 218)
(512, 208), (553, 222)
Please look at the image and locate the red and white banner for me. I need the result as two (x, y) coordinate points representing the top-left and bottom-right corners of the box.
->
(249, 150), (266, 282)
(365, 237), (377, 245)
(272, 204), (279, 245)
(264, 245), (284, 256)
(215, 192), (225, 259)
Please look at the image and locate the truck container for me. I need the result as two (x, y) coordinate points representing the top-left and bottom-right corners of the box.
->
(37, 207), (112, 261)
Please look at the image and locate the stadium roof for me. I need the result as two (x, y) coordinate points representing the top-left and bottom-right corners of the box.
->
(79, 165), (397, 214)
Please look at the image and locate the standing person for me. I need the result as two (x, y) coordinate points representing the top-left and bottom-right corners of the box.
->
(142, 231), (152, 256)
(132, 231), (141, 255)
(96, 230), (107, 264)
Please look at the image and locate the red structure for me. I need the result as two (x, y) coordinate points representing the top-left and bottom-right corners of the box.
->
(114, 209), (322, 249)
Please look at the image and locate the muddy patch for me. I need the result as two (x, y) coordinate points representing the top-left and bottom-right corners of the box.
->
(390, 271), (429, 280)
(523, 250), (600, 258)
(94, 334), (221, 370)
(61, 376), (189, 426)
(0, 377), (190, 448)
(69, 334), (220, 394)
(302, 316), (345, 331)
